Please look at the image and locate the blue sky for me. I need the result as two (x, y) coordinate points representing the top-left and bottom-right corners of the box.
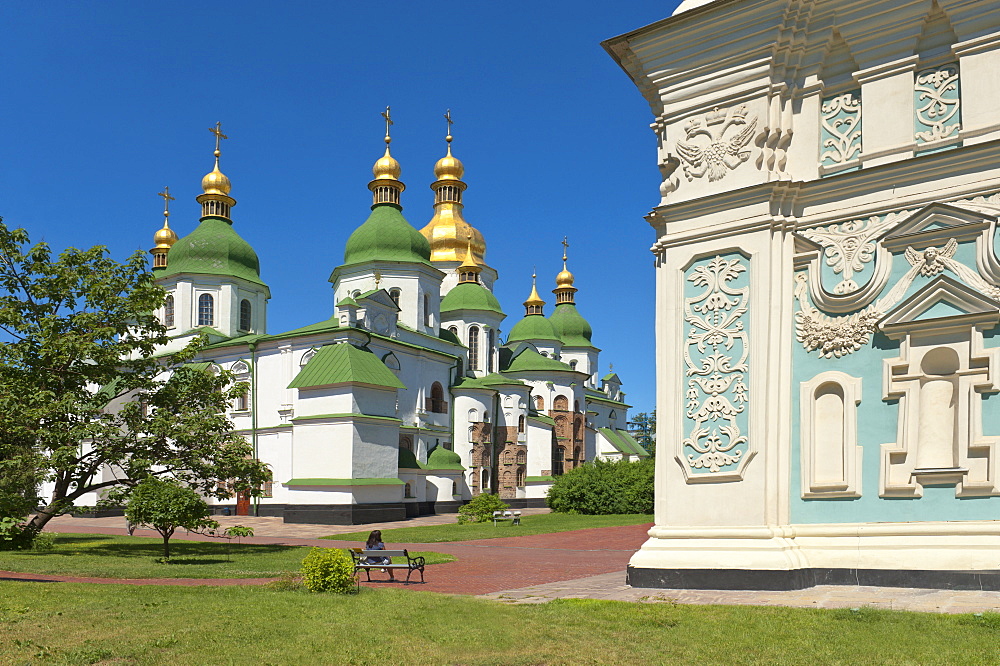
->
(1, 1), (679, 414)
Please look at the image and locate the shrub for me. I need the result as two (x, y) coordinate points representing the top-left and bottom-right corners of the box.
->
(0, 516), (37, 551)
(546, 458), (654, 515)
(301, 548), (357, 593)
(457, 493), (509, 524)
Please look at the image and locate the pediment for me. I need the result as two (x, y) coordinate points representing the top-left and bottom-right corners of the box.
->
(878, 275), (1000, 337)
(357, 288), (400, 312)
(880, 203), (993, 249)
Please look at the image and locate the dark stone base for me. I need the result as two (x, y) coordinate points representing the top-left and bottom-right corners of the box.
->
(433, 500), (464, 513)
(626, 566), (1000, 591)
(282, 503), (407, 525)
(70, 507), (124, 518)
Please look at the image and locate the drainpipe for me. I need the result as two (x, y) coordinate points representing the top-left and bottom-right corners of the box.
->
(249, 340), (259, 517)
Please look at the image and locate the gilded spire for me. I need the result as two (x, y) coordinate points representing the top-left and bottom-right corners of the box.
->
(420, 109), (487, 265)
(369, 106), (405, 206)
(151, 186), (179, 269)
(553, 236), (578, 304)
(457, 230), (482, 284)
(524, 270), (545, 315)
(197, 122), (236, 219)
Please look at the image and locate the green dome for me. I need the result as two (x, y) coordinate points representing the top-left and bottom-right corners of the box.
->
(398, 447), (422, 470)
(507, 314), (560, 343)
(343, 204), (431, 266)
(441, 282), (504, 315)
(549, 303), (594, 347)
(160, 217), (265, 286)
(426, 446), (464, 470)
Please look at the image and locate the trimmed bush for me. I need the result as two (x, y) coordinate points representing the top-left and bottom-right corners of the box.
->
(457, 493), (508, 524)
(546, 459), (654, 515)
(301, 548), (357, 593)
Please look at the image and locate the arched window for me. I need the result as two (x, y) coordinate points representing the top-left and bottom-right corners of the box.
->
(535, 395), (545, 411)
(481, 469), (490, 492)
(448, 325), (458, 337)
(164, 295), (175, 328)
(502, 470), (513, 487)
(554, 395), (569, 411)
(198, 294), (214, 327)
(554, 446), (566, 476)
(239, 299), (252, 331)
(235, 387), (249, 411)
(427, 382), (447, 413)
(399, 435), (413, 451)
(389, 288), (401, 307)
(518, 415), (525, 433)
(574, 400), (580, 413)
(468, 326), (480, 371)
(404, 482), (413, 498)
(503, 450), (513, 465)
(468, 408), (479, 422)
(516, 469), (525, 486)
(452, 481), (458, 496)
(570, 359), (577, 370)
(487, 329), (494, 372)
(517, 450), (526, 464)
(424, 293), (431, 327)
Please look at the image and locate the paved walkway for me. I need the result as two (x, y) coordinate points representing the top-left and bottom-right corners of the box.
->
(11, 513), (1000, 613)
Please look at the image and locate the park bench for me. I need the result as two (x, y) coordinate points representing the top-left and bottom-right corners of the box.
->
(348, 548), (425, 583)
(492, 510), (522, 526)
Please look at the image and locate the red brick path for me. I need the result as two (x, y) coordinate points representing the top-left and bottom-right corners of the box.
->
(2, 523), (652, 595)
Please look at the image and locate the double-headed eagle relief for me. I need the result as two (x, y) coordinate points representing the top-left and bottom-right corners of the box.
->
(675, 105), (758, 182)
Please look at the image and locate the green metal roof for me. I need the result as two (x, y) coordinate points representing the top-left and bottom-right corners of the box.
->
(285, 478), (404, 486)
(585, 388), (632, 408)
(426, 446), (465, 470)
(453, 372), (526, 391)
(602, 372), (621, 383)
(528, 413), (556, 426)
(159, 216), (268, 288)
(398, 447), (425, 470)
(597, 427), (632, 455)
(507, 314), (560, 343)
(341, 203), (432, 267)
(503, 347), (576, 373)
(549, 303), (596, 348)
(440, 282), (505, 315)
(617, 429), (650, 458)
(524, 475), (553, 483)
(288, 343), (405, 390)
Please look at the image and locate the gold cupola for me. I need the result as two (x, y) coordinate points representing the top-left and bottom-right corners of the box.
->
(369, 106), (405, 206)
(150, 186), (179, 269)
(196, 122), (237, 220)
(553, 237), (578, 304)
(457, 231), (483, 284)
(419, 110), (487, 264)
(524, 271), (546, 315)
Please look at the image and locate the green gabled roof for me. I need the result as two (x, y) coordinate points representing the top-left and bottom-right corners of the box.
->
(602, 372), (621, 383)
(440, 282), (505, 315)
(172, 326), (230, 341)
(340, 203), (432, 268)
(503, 347), (576, 374)
(288, 343), (405, 390)
(426, 446), (465, 470)
(549, 303), (597, 349)
(272, 317), (343, 339)
(507, 314), (560, 343)
(528, 413), (556, 426)
(597, 427), (632, 455)
(617, 429), (650, 458)
(337, 296), (359, 307)
(585, 388), (632, 408)
(159, 216), (268, 288)
(439, 327), (462, 345)
(479, 372), (526, 386)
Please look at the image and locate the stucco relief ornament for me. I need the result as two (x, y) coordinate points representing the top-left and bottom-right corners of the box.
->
(683, 256), (749, 473)
(914, 65), (961, 144)
(794, 274), (881, 358)
(675, 106), (758, 182)
(905, 239), (957, 277)
(820, 92), (862, 166)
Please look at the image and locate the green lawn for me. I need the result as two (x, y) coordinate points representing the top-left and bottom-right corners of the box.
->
(0, 533), (454, 579)
(2, 583), (999, 664)
(322, 512), (653, 543)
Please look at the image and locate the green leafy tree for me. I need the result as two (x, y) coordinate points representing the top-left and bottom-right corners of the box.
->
(546, 459), (654, 515)
(0, 220), (269, 536)
(124, 477), (218, 559)
(628, 410), (656, 456)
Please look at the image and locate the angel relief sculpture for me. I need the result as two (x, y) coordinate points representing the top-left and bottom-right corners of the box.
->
(675, 106), (758, 183)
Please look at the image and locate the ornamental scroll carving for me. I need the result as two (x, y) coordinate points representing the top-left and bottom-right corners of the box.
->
(820, 91), (861, 168)
(676, 106), (758, 183)
(683, 255), (750, 476)
(914, 64), (961, 145)
(799, 210), (911, 295)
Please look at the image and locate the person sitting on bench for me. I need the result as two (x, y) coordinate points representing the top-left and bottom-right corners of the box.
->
(363, 529), (394, 581)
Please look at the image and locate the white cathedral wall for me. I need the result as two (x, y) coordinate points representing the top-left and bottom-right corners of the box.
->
(334, 264), (445, 336)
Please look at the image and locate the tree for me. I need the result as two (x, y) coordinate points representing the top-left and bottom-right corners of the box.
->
(0, 220), (269, 536)
(124, 477), (217, 558)
(546, 458), (654, 515)
(628, 410), (656, 456)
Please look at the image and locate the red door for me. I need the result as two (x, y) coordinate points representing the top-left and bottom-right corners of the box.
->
(236, 490), (251, 516)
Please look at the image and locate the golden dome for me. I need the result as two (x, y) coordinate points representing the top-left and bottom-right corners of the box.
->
(373, 141), (402, 181)
(434, 143), (464, 181)
(201, 152), (232, 195)
(153, 222), (178, 248)
(555, 267), (575, 288)
(524, 275), (545, 307)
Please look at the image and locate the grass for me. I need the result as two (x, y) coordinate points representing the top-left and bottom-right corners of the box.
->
(3, 584), (1000, 664)
(0, 533), (454, 579)
(321, 512), (653, 543)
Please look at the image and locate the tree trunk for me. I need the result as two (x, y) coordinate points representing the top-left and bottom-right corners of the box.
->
(160, 528), (174, 559)
(26, 502), (60, 533)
